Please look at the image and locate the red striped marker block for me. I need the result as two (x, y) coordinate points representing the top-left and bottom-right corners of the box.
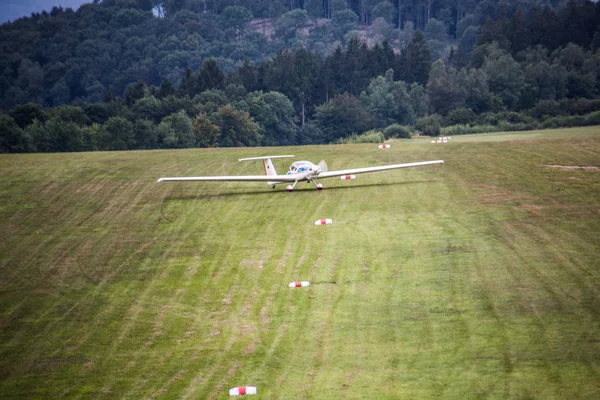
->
(378, 144), (391, 149)
(340, 175), (356, 180)
(314, 219), (333, 225)
(288, 281), (310, 288)
(229, 386), (257, 396)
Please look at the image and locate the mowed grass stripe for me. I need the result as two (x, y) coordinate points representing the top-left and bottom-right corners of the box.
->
(1, 128), (599, 398)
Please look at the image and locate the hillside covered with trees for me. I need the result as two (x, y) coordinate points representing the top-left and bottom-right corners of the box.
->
(2, 0), (600, 152)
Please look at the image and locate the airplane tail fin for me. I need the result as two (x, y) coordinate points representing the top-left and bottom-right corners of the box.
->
(239, 155), (294, 178)
(263, 158), (278, 176)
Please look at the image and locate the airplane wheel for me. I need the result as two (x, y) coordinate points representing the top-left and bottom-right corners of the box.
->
(287, 185), (294, 191)
(316, 183), (324, 190)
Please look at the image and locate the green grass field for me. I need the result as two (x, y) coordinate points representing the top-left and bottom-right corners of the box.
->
(1, 126), (599, 399)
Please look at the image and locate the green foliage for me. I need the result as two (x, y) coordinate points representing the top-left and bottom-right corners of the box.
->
(245, 91), (298, 146)
(457, 68), (493, 113)
(360, 69), (415, 128)
(304, 0), (323, 19)
(383, 124), (413, 139)
(560, 98), (600, 115)
(132, 119), (159, 149)
(276, 9), (309, 44)
(330, 9), (359, 41)
(47, 105), (91, 126)
(3, 0), (600, 152)
(218, 6), (253, 32)
(192, 112), (221, 147)
(158, 110), (195, 149)
(415, 114), (442, 136)
(530, 100), (562, 120)
(101, 116), (134, 150)
(314, 93), (373, 142)
(407, 83), (430, 118)
(444, 108), (477, 126)
(213, 104), (262, 147)
(371, 2), (396, 25)
(541, 110), (600, 129)
(424, 19), (448, 43)
(426, 59), (465, 115)
(9, 103), (46, 129)
(198, 59), (226, 92)
(336, 129), (384, 144)
(524, 61), (567, 101)
(370, 18), (394, 43)
(0, 113), (31, 153)
(398, 30), (431, 85)
(458, 26), (480, 60)
(440, 123), (500, 136)
(124, 81), (147, 106)
(482, 48), (525, 109)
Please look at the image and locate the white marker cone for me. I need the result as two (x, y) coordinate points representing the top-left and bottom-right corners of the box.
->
(314, 219), (333, 225)
(229, 386), (257, 396)
(288, 281), (310, 288)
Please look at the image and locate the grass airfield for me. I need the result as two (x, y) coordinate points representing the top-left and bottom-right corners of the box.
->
(1, 127), (600, 399)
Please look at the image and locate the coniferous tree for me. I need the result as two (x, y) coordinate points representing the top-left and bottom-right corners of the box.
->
(234, 59), (260, 92)
(177, 67), (196, 97)
(198, 59), (225, 92)
(324, 46), (346, 100)
(158, 78), (175, 98)
(344, 38), (369, 96)
(292, 48), (323, 126)
(507, 8), (530, 55)
(398, 30), (431, 85)
(124, 81), (146, 106)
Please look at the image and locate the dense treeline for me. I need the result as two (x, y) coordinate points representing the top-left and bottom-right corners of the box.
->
(2, 0), (600, 152)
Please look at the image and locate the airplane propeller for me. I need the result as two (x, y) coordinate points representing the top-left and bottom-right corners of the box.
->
(318, 160), (328, 174)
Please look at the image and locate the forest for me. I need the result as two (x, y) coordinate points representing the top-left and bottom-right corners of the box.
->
(2, 0), (600, 152)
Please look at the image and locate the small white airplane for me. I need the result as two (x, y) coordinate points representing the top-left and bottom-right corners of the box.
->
(157, 155), (443, 191)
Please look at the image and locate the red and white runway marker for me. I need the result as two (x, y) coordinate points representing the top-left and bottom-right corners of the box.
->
(288, 281), (310, 288)
(314, 219), (333, 225)
(229, 386), (257, 396)
(378, 144), (391, 149)
(340, 175), (356, 180)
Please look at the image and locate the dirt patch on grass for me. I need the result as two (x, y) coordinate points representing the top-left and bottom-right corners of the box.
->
(546, 164), (600, 171)
(438, 245), (474, 254)
(150, 369), (185, 399)
(244, 338), (262, 355)
(472, 183), (538, 206)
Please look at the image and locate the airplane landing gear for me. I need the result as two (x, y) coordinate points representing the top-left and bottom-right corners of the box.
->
(287, 181), (299, 191)
(308, 180), (324, 190)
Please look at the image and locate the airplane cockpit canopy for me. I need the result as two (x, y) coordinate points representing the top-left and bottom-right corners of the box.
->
(289, 161), (314, 173)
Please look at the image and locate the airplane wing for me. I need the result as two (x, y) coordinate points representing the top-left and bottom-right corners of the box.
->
(315, 160), (444, 179)
(157, 174), (298, 183)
